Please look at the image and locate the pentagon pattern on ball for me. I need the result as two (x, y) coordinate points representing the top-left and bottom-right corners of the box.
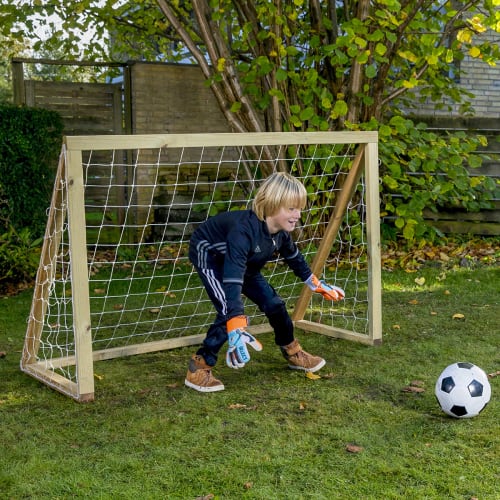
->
(468, 379), (484, 398)
(440, 376), (455, 393)
(450, 405), (468, 417)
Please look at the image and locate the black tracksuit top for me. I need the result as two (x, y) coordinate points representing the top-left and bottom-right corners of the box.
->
(190, 209), (312, 317)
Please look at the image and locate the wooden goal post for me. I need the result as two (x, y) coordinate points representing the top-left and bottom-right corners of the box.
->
(21, 131), (381, 402)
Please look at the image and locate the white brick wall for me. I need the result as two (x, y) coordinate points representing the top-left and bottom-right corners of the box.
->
(413, 24), (500, 118)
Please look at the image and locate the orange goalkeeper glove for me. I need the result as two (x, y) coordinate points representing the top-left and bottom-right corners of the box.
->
(226, 316), (263, 369)
(305, 274), (345, 301)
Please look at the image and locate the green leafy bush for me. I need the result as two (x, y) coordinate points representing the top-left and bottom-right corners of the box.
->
(0, 226), (42, 288)
(372, 116), (495, 242)
(0, 105), (63, 237)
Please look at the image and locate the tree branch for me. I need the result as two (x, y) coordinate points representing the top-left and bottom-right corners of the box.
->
(346, 0), (370, 123)
(156, 0), (248, 134)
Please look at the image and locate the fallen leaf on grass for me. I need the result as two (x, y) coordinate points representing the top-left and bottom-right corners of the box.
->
(299, 401), (307, 410)
(305, 371), (321, 380)
(439, 252), (450, 262)
(430, 311), (438, 316)
(243, 482), (253, 490)
(414, 277), (426, 286)
(94, 373), (104, 380)
(402, 385), (425, 393)
(228, 403), (257, 410)
(195, 495), (214, 500)
(408, 299), (419, 305)
(229, 403), (247, 409)
(346, 443), (364, 453)
(392, 324), (401, 329)
(488, 371), (500, 379)
(410, 380), (425, 387)
(402, 380), (425, 393)
(452, 313), (465, 320)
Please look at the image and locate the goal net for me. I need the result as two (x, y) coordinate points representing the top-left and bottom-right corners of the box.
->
(21, 131), (381, 402)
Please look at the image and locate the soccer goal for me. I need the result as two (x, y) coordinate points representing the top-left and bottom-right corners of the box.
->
(21, 131), (381, 402)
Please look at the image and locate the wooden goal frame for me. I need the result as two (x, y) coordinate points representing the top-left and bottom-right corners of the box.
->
(21, 131), (381, 402)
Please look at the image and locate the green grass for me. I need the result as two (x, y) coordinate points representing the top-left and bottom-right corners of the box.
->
(0, 264), (499, 499)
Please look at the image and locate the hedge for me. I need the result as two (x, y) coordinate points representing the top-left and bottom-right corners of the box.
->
(0, 105), (63, 238)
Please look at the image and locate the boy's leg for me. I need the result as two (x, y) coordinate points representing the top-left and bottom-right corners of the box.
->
(242, 274), (294, 345)
(185, 249), (228, 391)
(196, 316), (227, 366)
(242, 275), (325, 372)
(190, 248), (229, 364)
(185, 313), (226, 393)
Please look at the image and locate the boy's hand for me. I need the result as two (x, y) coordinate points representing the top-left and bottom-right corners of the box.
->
(306, 274), (345, 301)
(226, 328), (263, 369)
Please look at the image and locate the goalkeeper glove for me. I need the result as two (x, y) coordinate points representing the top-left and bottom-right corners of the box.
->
(226, 315), (263, 369)
(305, 274), (345, 301)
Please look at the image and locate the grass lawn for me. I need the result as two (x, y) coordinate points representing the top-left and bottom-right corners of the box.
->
(0, 263), (498, 499)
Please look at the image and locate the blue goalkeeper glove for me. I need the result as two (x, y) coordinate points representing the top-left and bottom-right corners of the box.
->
(305, 274), (345, 301)
(226, 316), (263, 369)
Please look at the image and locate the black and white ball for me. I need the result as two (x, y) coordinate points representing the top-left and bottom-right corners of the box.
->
(435, 362), (491, 418)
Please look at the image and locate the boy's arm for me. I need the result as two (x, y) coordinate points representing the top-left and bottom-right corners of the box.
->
(279, 237), (344, 301)
(280, 238), (312, 282)
(223, 227), (252, 318)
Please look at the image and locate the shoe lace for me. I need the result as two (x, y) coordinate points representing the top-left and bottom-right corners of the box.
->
(292, 348), (314, 366)
(201, 368), (214, 383)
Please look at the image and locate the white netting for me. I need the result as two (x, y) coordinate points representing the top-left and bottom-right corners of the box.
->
(22, 133), (379, 397)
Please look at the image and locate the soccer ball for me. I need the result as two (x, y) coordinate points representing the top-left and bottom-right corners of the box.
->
(435, 362), (491, 418)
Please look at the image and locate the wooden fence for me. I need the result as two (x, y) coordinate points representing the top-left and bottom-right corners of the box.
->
(422, 118), (500, 236)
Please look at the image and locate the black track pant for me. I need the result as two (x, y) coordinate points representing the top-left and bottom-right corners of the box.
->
(190, 251), (294, 366)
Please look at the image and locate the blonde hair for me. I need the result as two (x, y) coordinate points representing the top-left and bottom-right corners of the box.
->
(252, 172), (307, 221)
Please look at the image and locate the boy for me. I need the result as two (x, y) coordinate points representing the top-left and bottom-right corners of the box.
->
(186, 171), (345, 392)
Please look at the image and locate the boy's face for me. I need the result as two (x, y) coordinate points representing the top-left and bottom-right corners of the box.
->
(265, 206), (301, 234)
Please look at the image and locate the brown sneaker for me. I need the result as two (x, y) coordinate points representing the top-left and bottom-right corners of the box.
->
(185, 355), (225, 392)
(280, 339), (326, 373)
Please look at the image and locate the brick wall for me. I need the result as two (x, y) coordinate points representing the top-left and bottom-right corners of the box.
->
(409, 26), (500, 117)
(130, 62), (230, 134)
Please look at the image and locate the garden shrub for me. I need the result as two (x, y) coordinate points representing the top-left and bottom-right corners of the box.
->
(0, 105), (63, 238)
(0, 226), (42, 289)
(374, 116), (496, 242)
